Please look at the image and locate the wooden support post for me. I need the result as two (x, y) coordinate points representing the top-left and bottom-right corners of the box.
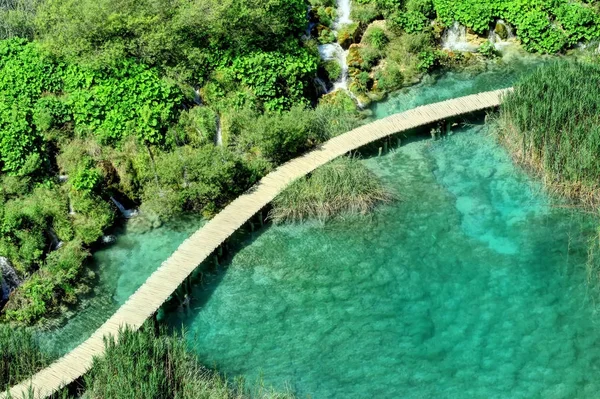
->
(378, 147), (382, 157)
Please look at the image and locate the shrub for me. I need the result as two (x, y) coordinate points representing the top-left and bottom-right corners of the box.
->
(478, 40), (499, 57)
(364, 26), (389, 50)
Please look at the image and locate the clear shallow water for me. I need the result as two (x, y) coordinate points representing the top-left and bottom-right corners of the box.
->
(169, 125), (600, 398)
(38, 218), (202, 355)
(372, 52), (548, 118)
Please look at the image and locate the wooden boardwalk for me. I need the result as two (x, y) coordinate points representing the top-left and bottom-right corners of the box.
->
(3, 89), (510, 399)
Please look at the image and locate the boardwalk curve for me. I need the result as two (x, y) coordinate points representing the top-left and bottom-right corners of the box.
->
(3, 89), (511, 399)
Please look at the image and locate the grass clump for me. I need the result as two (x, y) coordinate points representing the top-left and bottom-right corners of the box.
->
(85, 324), (294, 399)
(270, 156), (395, 224)
(0, 324), (50, 390)
(498, 61), (600, 207)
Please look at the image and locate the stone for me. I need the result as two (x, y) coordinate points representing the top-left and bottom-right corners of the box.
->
(0, 257), (21, 302)
(495, 22), (509, 40)
(337, 22), (362, 49)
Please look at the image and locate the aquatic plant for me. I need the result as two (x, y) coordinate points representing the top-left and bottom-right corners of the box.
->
(85, 324), (295, 399)
(0, 324), (50, 390)
(497, 61), (600, 207)
(270, 156), (395, 223)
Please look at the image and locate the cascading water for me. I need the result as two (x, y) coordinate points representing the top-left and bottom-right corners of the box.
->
(110, 197), (138, 219)
(488, 20), (516, 49)
(334, 0), (352, 28)
(441, 22), (478, 52)
(215, 114), (222, 146)
(317, 0), (353, 94)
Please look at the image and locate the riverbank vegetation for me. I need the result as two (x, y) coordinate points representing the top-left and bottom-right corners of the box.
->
(496, 60), (600, 290)
(310, 0), (600, 104)
(1, 324), (293, 398)
(271, 156), (395, 223)
(0, 0), (361, 325)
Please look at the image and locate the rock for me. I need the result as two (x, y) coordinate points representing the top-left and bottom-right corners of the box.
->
(337, 22), (362, 49)
(495, 22), (508, 40)
(102, 235), (117, 245)
(346, 44), (364, 70)
(0, 257), (21, 302)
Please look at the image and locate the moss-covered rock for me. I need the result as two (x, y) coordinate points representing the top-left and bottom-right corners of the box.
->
(337, 22), (363, 49)
(495, 22), (508, 40)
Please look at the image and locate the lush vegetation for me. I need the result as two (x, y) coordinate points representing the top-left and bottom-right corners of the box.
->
(1, 323), (294, 398)
(0, 0), (366, 325)
(271, 156), (395, 223)
(496, 60), (600, 289)
(0, 324), (50, 390)
(498, 61), (600, 206)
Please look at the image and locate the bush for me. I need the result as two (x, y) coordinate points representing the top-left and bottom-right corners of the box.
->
(478, 40), (499, 57)
(364, 26), (389, 50)
(270, 156), (395, 223)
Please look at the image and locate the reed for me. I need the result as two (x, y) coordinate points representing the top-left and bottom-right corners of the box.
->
(0, 324), (50, 390)
(85, 324), (294, 399)
(496, 60), (600, 290)
(270, 156), (396, 224)
(497, 60), (600, 208)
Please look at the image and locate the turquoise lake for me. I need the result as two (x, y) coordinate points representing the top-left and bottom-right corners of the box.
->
(37, 52), (600, 397)
(167, 124), (600, 398)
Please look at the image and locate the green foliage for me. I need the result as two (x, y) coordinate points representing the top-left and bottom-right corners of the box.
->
(234, 105), (328, 164)
(499, 61), (600, 202)
(364, 27), (389, 50)
(323, 60), (342, 82)
(394, 10), (429, 33)
(270, 156), (395, 223)
(478, 40), (499, 57)
(4, 241), (90, 324)
(140, 145), (266, 219)
(226, 49), (317, 111)
(431, 0), (600, 53)
(0, 324), (50, 389)
(418, 50), (438, 71)
(71, 166), (102, 193)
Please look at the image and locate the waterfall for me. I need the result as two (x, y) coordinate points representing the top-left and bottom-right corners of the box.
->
(48, 229), (64, 251)
(317, 0), (354, 95)
(215, 113), (222, 146)
(68, 199), (76, 215)
(110, 197), (138, 219)
(193, 88), (202, 106)
(334, 0), (352, 29)
(441, 22), (478, 52)
(488, 20), (516, 49)
(314, 77), (328, 95)
(0, 257), (21, 302)
(102, 235), (116, 244)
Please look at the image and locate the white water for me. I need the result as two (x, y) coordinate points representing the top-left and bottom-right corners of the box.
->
(488, 20), (516, 50)
(441, 22), (478, 52)
(334, 0), (352, 29)
(215, 114), (222, 146)
(110, 197), (138, 219)
(317, 0), (354, 96)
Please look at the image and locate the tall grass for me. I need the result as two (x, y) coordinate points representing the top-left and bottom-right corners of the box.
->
(270, 156), (396, 223)
(498, 61), (600, 207)
(0, 324), (50, 390)
(85, 324), (295, 399)
(497, 60), (600, 291)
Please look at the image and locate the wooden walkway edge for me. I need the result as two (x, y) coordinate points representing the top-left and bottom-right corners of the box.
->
(2, 88), (511, 399)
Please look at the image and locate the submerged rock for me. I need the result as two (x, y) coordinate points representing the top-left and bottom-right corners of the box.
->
(0, 257), (21, 303)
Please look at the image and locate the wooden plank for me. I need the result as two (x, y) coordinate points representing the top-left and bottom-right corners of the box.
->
(1, 89), (511, 399)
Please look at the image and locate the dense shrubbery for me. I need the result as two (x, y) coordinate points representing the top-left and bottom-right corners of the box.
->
(352, 0), (600, 54)
(271, 156), (395, 223)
